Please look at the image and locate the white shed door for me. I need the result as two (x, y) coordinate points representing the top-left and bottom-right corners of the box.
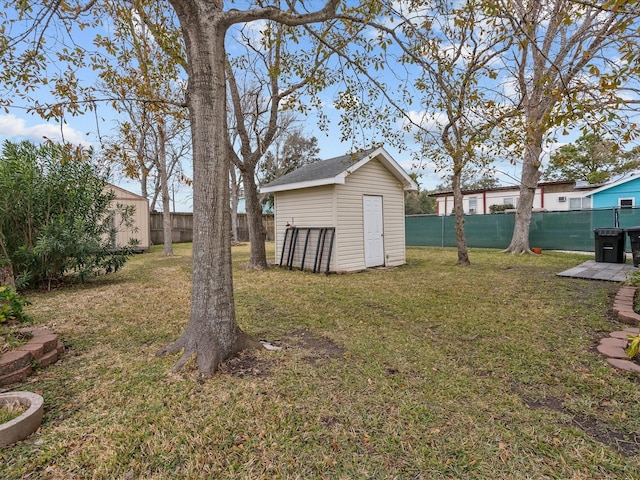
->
(363, 195), (384, 267)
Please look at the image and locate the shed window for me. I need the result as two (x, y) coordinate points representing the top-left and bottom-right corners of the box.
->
(620, 198), (635, 209)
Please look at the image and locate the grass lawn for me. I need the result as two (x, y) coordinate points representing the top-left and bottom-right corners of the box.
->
(2, 243), (640, 479)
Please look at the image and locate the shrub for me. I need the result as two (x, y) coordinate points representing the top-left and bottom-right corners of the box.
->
(0, 140), (134, 289)
(0, 285), (31, 324)
(489, 204), (515, 213)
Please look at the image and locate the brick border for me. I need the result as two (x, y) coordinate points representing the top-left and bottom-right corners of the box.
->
(599, 286), (640, 372)
(0, 328), (63, 387)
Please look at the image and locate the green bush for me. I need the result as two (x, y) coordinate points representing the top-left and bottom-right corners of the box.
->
(489, 203), (515, 213)
(0, 285), (31, 324)
(0, 140), (134, 289)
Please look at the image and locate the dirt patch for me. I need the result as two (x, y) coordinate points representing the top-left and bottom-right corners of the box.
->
(219, 350), (271, 378)
(517, 388), (640, 456)
(285, 328), (346, 363)
(219, 329), (345, 378)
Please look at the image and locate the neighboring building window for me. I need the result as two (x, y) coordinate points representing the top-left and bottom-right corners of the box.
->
(468, 196), (478, 213)
(569, 197), (591, 210)
(620, 198), (635, 209)
(503, 197), (516, 207)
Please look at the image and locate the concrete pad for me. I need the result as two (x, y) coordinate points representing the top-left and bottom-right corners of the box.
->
(557, 260), (637, 282)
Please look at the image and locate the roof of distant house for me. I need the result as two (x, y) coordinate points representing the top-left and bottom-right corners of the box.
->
(584, 172), (640, 197)
(429, 180), (582, 197)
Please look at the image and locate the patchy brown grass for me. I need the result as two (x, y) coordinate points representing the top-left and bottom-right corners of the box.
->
(2, 244), (640, 479)
(0, 400), (26, 424)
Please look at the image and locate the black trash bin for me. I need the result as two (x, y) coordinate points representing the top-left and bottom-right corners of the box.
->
(594, 228), (625, 263)
(627, 226), (640, 267)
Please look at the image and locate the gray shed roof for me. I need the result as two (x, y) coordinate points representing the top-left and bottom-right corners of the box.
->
(260, 147), (417, 193)
(262, 149), (374, 189)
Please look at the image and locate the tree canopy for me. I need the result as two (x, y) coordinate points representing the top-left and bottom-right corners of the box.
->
(3, 0), (640, 375)
(543, 134), (640, 185)
(259, 128), (320, 208)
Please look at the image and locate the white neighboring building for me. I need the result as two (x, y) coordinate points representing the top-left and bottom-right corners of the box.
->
(430, 181), (597, 215)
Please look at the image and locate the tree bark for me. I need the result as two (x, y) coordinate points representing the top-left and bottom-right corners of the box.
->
(451, 166), (470, 266)
(229, 167), (240, 243)
(0, 265), (14, 288)
(158, 0), (340, 376)
(243, 172), (268, 270)
(157, 123), (174, 256)
(504, 129), (543, 254)
(157, 2), (260, 375)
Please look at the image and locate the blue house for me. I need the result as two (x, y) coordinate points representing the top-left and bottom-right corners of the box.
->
(585, 174), (640, 208)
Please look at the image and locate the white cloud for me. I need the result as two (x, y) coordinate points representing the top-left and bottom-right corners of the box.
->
(402, 109), (447, 133)
(0, 114), (89, 145)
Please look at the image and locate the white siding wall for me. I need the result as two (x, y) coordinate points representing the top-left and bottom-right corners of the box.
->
(272, 158), (408, 273)
(336, 159), (406, 271)
(273, 186), (336, 269)
(107, 185), (150, 249)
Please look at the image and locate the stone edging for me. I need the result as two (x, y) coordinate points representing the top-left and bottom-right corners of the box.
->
(598, 286), (640, 372)
(0, 328), (64, 387)
(0, 391), (44, 447)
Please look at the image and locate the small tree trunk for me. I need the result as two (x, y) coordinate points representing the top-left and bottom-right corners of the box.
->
(230, 168), (240, 243)
(452, 166), (470, 266)
(137, 140), (149, 202)
(0, 265), (14, 288)
(243, 174), (268, 270)
(157, 124), (174, 256)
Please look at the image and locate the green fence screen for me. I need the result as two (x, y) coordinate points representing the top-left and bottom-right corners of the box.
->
(405, 208), (640, 251)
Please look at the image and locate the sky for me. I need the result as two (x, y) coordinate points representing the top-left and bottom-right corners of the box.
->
(1, 1), (636, 212)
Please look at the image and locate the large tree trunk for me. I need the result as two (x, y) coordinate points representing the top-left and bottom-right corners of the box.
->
(243, 172), (268, 270)
(452, 167), (470, 266)
(157, 124), (174, 256)
(504, 130), (543, 254)
(157, 6), (260, 376)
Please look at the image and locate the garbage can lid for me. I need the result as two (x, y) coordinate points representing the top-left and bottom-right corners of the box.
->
(626, 226), (640, 233)
(594, 228), (624, 236)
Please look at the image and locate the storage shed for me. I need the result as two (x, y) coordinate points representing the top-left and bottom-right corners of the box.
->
(106, 184), (150, 251)
(260, 147), (418, 273)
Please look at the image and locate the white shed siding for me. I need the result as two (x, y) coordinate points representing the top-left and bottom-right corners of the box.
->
(273, 186), (337, 268)
(106, 185), (150, 250)
(336, 159), (406, 271)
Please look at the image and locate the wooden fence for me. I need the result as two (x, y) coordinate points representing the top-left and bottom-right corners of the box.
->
(150, 212), (274, 245)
